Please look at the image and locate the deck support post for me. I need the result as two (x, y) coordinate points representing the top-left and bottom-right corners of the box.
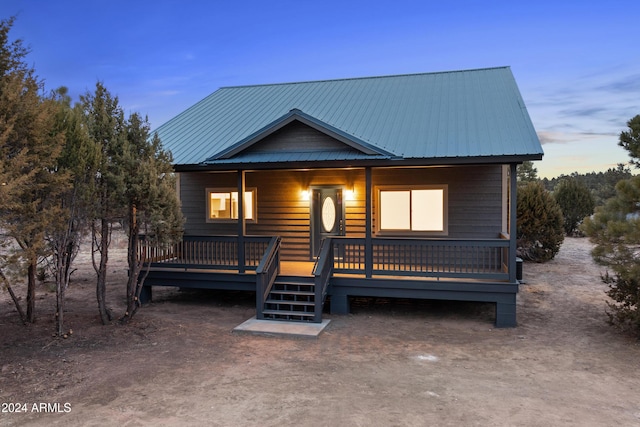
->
(330, 292), (350, 315)
(365, 167), (373, 278)
(139, 285), (152, 305)
(495, 294), (517, 327)
(237, 170), (246, 273)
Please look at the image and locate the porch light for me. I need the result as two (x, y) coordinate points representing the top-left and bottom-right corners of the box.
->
(344, 189), (355, 201)
(301, 189), (310, 201)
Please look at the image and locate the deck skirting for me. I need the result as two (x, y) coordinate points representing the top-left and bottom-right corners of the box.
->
(328, 276), (518, 327)
(140, 268), (518, 327)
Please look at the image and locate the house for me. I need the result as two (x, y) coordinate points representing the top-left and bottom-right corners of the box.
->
(139, 67), (543, 327)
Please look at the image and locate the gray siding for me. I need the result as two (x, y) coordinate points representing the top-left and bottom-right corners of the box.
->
(180, 165), (503, 261)
(372, 165), (503, 239)
(246, 121), (357, 154)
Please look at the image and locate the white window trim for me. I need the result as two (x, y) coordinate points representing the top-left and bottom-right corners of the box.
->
(205, 187), (257, 223)
(376, 185), (448, 236)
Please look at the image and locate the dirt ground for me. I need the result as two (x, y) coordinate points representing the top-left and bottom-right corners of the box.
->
(1, 236), (639, 427)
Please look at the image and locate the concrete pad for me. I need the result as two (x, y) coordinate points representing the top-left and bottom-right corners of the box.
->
(233, 316), (331, 339)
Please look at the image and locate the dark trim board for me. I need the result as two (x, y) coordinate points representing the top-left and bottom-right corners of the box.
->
(173, 156), (543, 173)
(139, 270), (257, 303)
(328, 277), (518, 328)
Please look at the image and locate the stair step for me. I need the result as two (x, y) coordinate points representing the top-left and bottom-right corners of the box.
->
(269, 289), (314, 297)
(262, 309), (315, 318)
(271, 288), (315, 296)
(259, 275), (324, 322)
(266, 299), (314, 306)
(275, 276), (315, 283)
(273, 283), (314, 290)
(274, 280), (314, 285)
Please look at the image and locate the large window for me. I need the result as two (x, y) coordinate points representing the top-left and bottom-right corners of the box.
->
(206, 188), (256, 222)
(378, 186), (447, 234)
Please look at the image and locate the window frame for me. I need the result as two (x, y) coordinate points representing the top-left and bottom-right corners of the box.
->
(376, 185), (448, 236)
(205, 187), (257, 223)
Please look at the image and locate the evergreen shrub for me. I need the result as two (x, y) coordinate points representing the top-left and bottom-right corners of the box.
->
(517, 181), (564, 262)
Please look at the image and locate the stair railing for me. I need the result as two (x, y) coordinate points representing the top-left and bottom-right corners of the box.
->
(255, 236), (282, 320)
(312, 237), (334, 323)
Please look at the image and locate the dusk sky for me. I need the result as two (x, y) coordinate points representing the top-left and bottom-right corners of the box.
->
(2, 0), (638, 178)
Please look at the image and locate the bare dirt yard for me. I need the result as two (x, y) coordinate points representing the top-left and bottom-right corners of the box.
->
(1, 236), (639, 427)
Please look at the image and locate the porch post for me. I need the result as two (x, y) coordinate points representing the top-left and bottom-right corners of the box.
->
(509, 163), (517, 283)
(365, 167), (373, 278)
(237, 170), (246, 273)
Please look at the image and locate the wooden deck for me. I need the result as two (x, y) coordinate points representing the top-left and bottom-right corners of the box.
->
(280, 261), (315, 277)
(139, 235), (519, 327)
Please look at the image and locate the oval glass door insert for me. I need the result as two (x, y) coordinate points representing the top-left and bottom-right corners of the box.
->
(321, 196), (336, 232)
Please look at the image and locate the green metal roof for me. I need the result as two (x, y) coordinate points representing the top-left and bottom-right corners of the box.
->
(155, 67), (543, 167)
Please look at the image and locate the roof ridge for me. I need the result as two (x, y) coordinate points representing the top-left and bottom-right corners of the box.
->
(219, 66), (511, 90)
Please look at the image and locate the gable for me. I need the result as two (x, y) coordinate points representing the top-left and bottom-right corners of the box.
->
(243, 121), (363, 155)
(207, 108), (394, 162)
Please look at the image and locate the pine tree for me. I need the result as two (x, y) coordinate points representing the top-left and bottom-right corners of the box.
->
(618, 115), (640, 168)
(516, 181), (564, 262)
(582, 115), (640, 335)
(582, 176), (640, 333)
(553, 177), (595, 235)
(0, 17), (67, 323)
(80, 82), (127, 325)
(121, 113), (182, 322)
(517, 160), (538, 183)
(80, 84), (182, 324)
(45, 87), (98, 335)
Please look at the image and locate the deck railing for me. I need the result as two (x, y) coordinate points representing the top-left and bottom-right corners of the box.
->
(138, 235), (273, 271)
(256, 236), (282, 320)
(139, 234), (512, 282)
(331, 236), (510, 281)
(312, 238), (334, 322)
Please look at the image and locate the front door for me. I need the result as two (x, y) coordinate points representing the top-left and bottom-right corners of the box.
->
(311, 187), (344, 258)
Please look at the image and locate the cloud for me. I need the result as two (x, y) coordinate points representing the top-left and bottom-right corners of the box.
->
(526, 65), (640, 130)
(537, 130), (615, 145)
(558, 106), (608, 118)
(597, 73), (640, 93)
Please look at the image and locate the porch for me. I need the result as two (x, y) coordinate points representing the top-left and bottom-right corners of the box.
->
(138, 234), (519, 327)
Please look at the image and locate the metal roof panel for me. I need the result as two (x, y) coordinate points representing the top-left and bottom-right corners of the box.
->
(154, 67), (543, 166)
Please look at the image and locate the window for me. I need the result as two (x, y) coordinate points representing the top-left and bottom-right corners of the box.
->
(378, 186), (447, 234)
(206, 188), (256, 222)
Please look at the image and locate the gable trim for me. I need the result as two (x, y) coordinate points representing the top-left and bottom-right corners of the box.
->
(207, 109), (396, 161)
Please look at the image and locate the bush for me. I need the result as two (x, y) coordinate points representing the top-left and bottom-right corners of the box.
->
(602, 271), (640, 334)
(517, 181), (564, 262)
(553, 177), (595, 235)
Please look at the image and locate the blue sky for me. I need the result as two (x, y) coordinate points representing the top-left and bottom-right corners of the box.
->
(2, 0), (639, 178)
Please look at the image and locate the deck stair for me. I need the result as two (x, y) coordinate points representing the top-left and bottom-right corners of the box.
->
(261, 277), (317, 322)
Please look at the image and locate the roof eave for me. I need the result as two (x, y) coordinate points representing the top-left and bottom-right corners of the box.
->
(174, 153), (543, 172)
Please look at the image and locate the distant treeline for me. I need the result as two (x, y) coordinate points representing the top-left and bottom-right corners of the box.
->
(540, 164), (633, 207)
